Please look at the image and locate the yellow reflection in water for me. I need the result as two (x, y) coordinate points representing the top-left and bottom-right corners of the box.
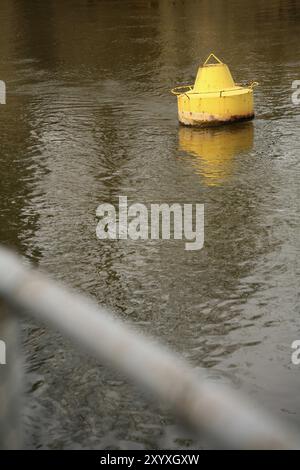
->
(179, 123), (254, 186)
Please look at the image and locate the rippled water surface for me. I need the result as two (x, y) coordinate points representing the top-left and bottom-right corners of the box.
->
(0, 0), (299, 449)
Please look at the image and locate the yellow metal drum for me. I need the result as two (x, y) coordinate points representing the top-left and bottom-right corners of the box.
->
(172, 53), (258, 127)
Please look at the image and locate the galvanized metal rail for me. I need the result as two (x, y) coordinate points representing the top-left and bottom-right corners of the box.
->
(0, 247), (299, 450)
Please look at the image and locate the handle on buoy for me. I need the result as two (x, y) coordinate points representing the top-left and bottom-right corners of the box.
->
(171, 85), (193, 96)
(203, 53), (223, 66)
(235, 81), (259, 89)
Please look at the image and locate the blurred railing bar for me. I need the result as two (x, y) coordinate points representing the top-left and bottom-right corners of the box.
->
(0, 247), (299, 450)
(0, 301), (21, 450)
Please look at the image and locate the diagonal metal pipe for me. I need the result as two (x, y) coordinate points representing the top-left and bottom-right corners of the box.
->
(0, 247), (299, 449)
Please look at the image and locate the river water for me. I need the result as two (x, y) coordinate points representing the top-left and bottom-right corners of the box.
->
(0, 0), (299, 449)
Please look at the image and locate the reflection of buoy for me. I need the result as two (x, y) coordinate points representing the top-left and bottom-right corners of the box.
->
(179, 123), (254, 186)
(171, 53), (258, 127)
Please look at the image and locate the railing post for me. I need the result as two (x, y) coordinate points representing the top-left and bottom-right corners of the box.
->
(0, 301), (22, 449)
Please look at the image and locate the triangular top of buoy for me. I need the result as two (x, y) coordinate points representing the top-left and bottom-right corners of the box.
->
(203, 53), (224, 66)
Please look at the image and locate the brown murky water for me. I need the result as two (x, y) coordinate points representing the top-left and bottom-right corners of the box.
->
(0, 0), (299, 449)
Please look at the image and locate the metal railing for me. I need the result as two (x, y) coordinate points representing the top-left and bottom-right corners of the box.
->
(0, 247), (299, 450)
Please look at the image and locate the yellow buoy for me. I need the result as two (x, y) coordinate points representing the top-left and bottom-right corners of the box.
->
(171, 53), (258, 127)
